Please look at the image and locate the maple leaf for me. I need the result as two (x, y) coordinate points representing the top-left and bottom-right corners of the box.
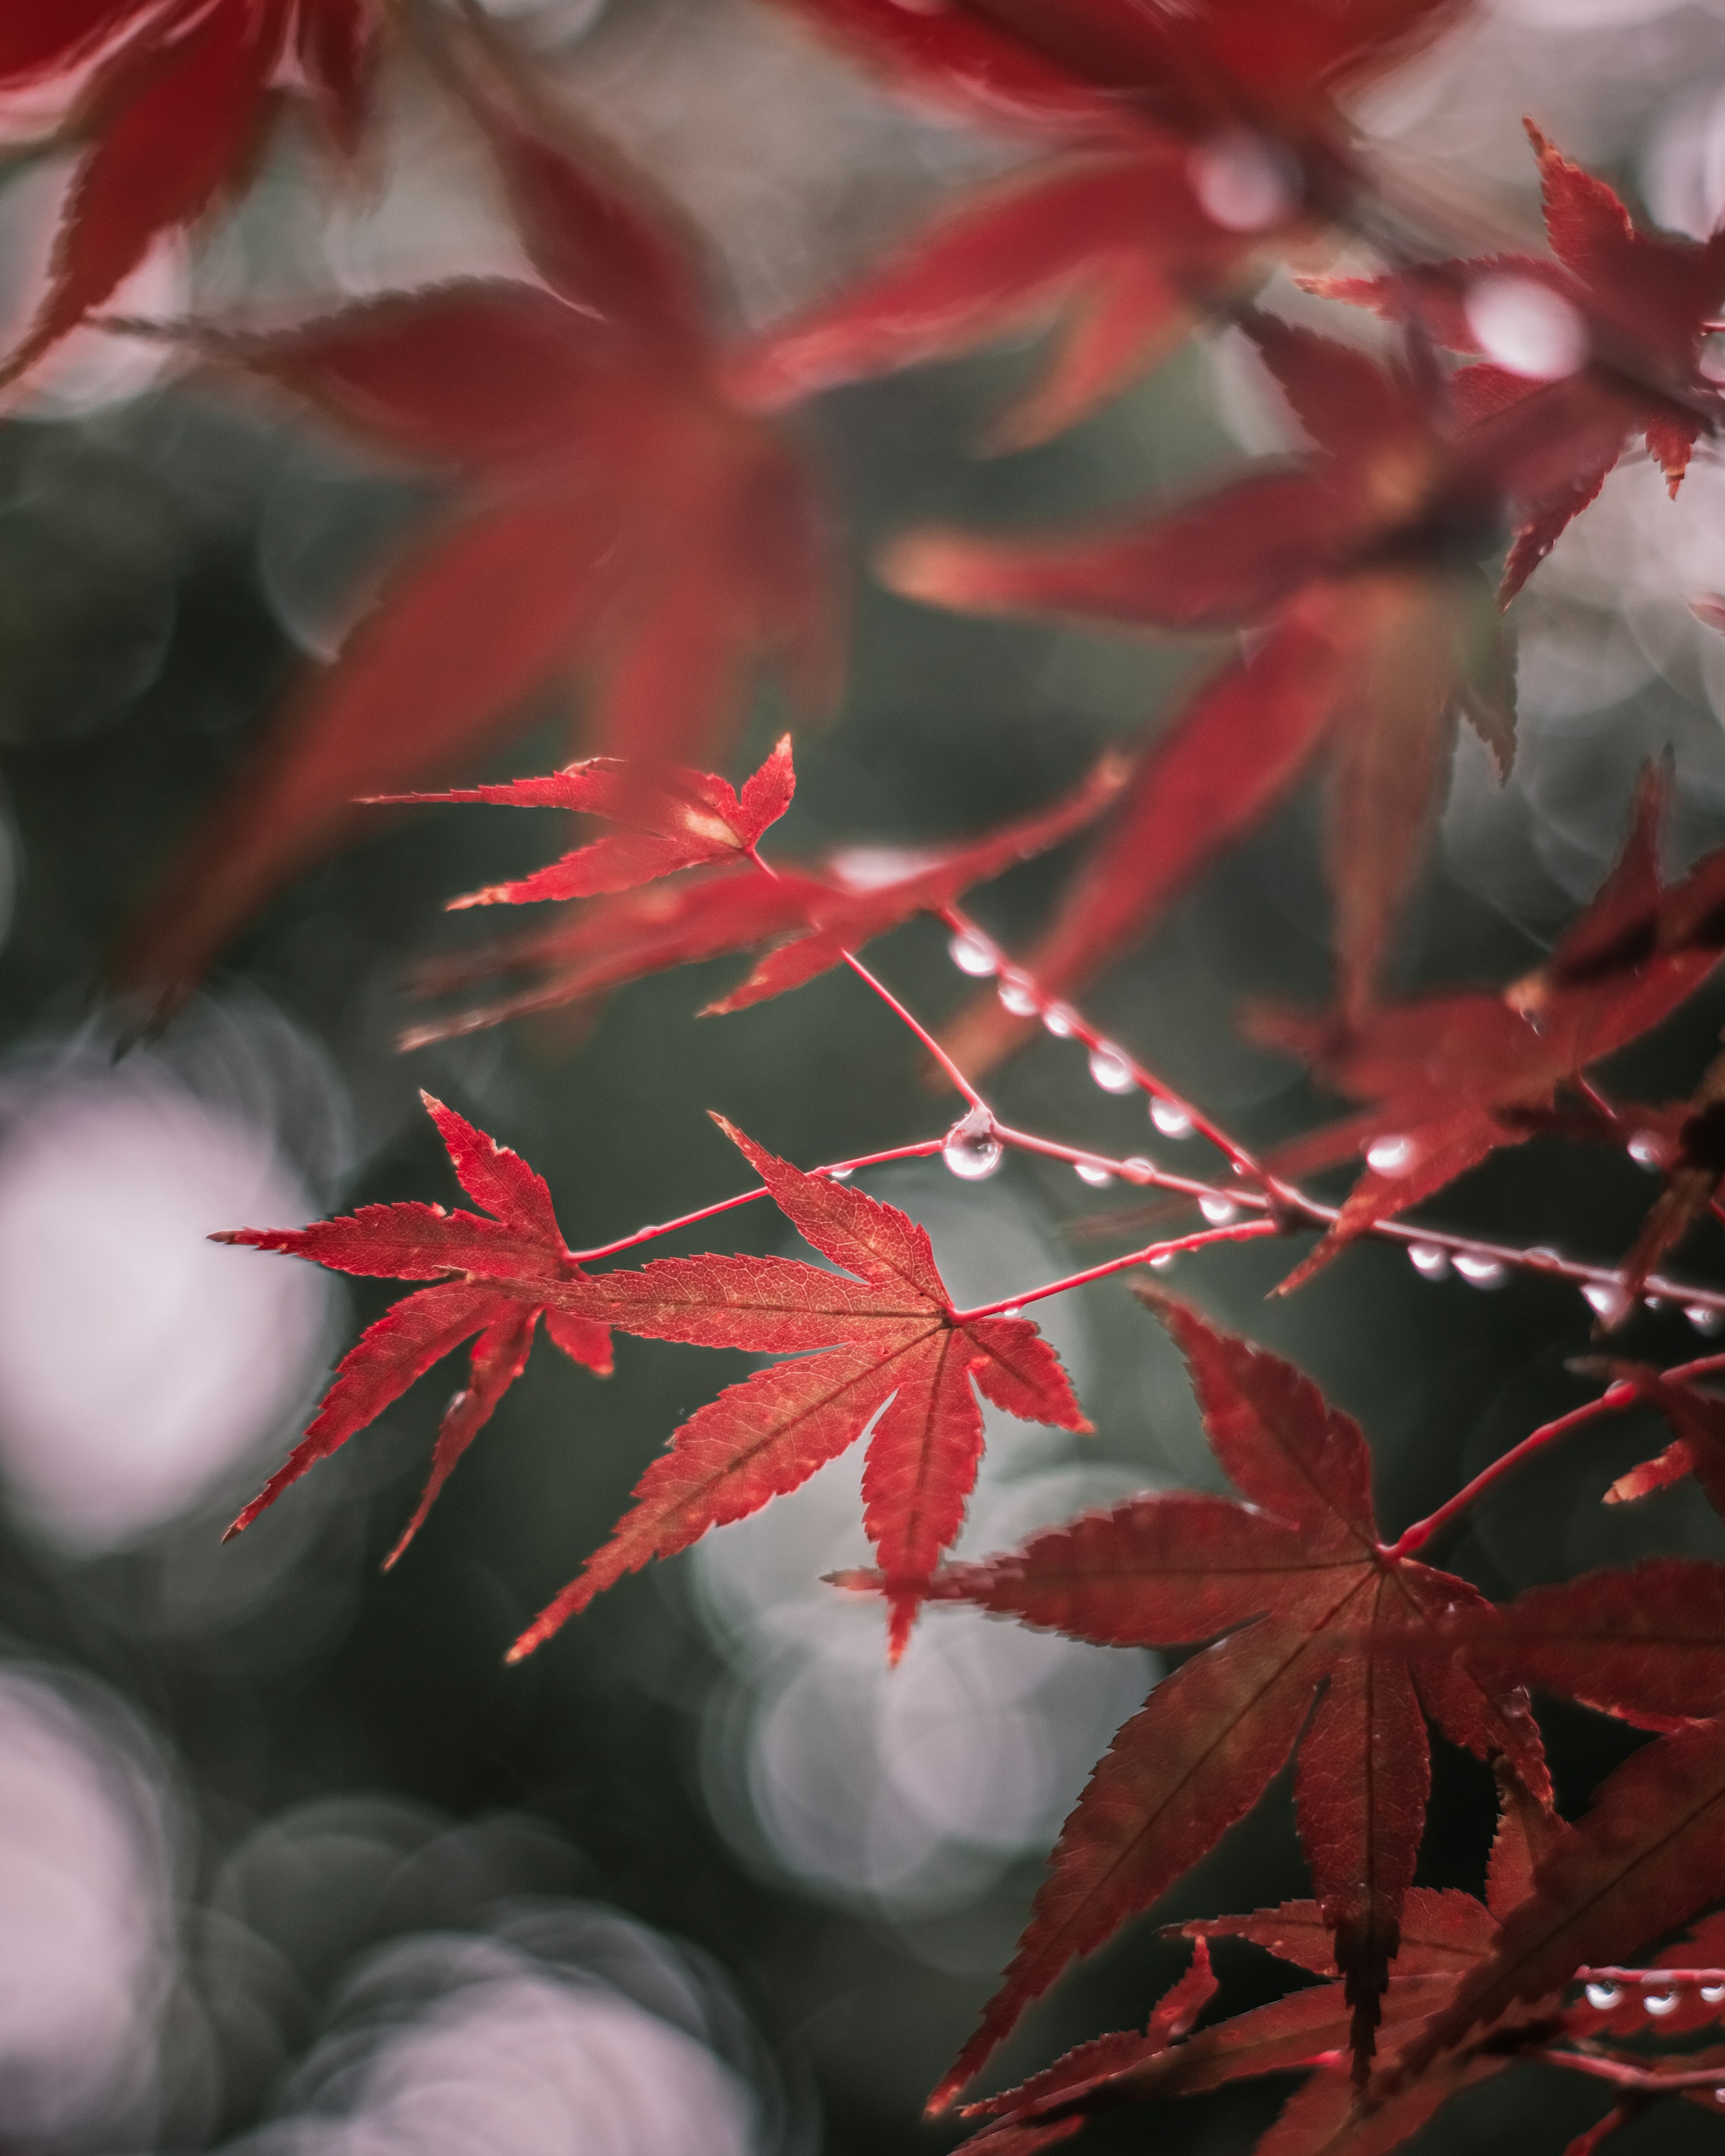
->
(837, 1291), (1547, 2102)
(106, 71), (840, 1021)
(766, 0), (1473, 177)
(395, 754), (1124, 1047)
(730, 144), (1300, 451)
(0, 0), (380, 393)
(1310, 121), (1725, 592)
(882, 314), (1632, 1061)
(1245, 761), (1725, 1286)
(217, 1091), (611, 1567)
(950, 1764), (1566, 2155)
(507, 1119), (1088, 1666)
(1390, 1717), (1725, 2086)
(375, 734), (798, 911)
(1597, 1368), (1725, 1519)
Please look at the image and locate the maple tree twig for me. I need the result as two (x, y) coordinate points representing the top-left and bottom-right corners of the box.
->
(942, 903), (1275, 1188)
(1575, 1966), (1725, 1985)
(947, 1219), (1280, 1324)
(1384, 1389), (1639, 1559)
(564, 1139), (945, 1263)
(1532, 2051), (1725, 2094)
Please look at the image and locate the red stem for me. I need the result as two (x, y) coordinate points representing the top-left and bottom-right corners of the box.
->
(1535, 2052), (1725, 2094)
(1577, 1966), (1725, 1985)
(1386, 1388), (1638, 1558)
(948, 1219), (1278, 1324)
(565, 1139), (945, 1262)
(942, 904), (1274, 1188)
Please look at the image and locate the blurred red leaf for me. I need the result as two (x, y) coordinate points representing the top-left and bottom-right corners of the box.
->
(1309, 121), (1725, 592)
(838, 1292), (1546, 2101)
(509, 1118), (1087, 1664)
(730, 145), (1298, 449)
(1600, 1369), (1725, 1518)
(768, 0), (1473, 170)
(0, 0), (382, 392)
(1246, 762), (1725, 1286)
(887, 317), (1632, 1060)
(219, 1091), (612, 1567)
(108, 83), (840, 1020)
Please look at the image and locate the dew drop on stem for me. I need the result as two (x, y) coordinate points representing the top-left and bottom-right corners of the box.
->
(1407, 1242), (1450, 1280)
(1583, 1281), (1631, 1324)
(1088, 1044), (1134, 1092)
(1643, 1989), (1680, 2017)
(1043, 1003), (1078, 1038)
(1584, 1981), (1622, 2010)
(1453, 1253), (1508, 1289)
(1150, 1097), (1193, 1140)
(1074, 1159), (1114, 1187)
(943, 1109), (1002, 1182)
(1688, 1303), (1725, 1335)
(1199, 1195), (1237, 1225)
(947, 927), (999, 977)
(996, 972), (1037, 1017)
(1366, 1134), (1415, 1175)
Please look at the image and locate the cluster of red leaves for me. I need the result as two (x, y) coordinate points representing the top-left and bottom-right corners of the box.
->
(221, 1091), (1086, 1664)
(386, 735), (1123, 1044)
(49, 4), (1725, 2151)
(222, 1109), (1725, 2149)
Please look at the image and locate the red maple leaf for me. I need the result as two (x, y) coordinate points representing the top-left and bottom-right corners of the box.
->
(376, 734), (799, 911)
(1245, 761), (1725, 1287)
(884, 313), (1629, 1058)
(1, 0), (380, 392)
(218, 1091), (612, 1568)
(730, 142), (1301, 451)
(766, 0), (1473, 179)
(1311, 121), (1725, 594)
(394, 752), (1124, 1047)
(509, 1118), (1089, 1665)
(837, 1291), (1548, 2100)
(1392, 1713), (1725, 2088)
(950, 1761), (1566, 2154)
(1597, 1368), (1725, 1519)
(107, 72), (840, 1019)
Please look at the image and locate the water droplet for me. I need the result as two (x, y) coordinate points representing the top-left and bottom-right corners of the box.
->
(1188, 130), (1300, 232)
(1366, 1134), (1415, 1175)
(1199, 1195), (1238, 1226)
(1453, 1253), (1508, 1289)
(1714, 2086), (1725, 2104)
(1700, 1983), (1724, 2004)
(1043, 1003), (1078, 1038)
(996, 971), (1038, 1017)
(1643, 1988), (1680, 2017)
(942, 1109), (1002, 1182)
(1628, 1130), (1669, 1170)
(1584, 1980), (1622, 2010)
(1074, 1159), (1115, 1187)
(1122, 1156), (1155, 1181)
(828, 1166), (854, 1180)
(1689, 1303), (1725, 1335)
(1150, 1098), (1194, 1140)
(999, 1305), (1021, 1319)
(1088, 1044), (1135, 1093)
(1583, 1281), (1631, 1324)
(947, 927), (999, 977)
(1464, 275), (1588, 381)
(1150, 1251), (1177, 1271)
(1408, 1242), (1450, 1280)
(1647, 1295), (1668, 1312)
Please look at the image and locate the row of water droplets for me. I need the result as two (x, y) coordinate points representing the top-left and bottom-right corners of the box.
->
(943, 925), (1725, 1332)
(1581, 1973), (1725, 2014)
(942, 926), (1231, 1239)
